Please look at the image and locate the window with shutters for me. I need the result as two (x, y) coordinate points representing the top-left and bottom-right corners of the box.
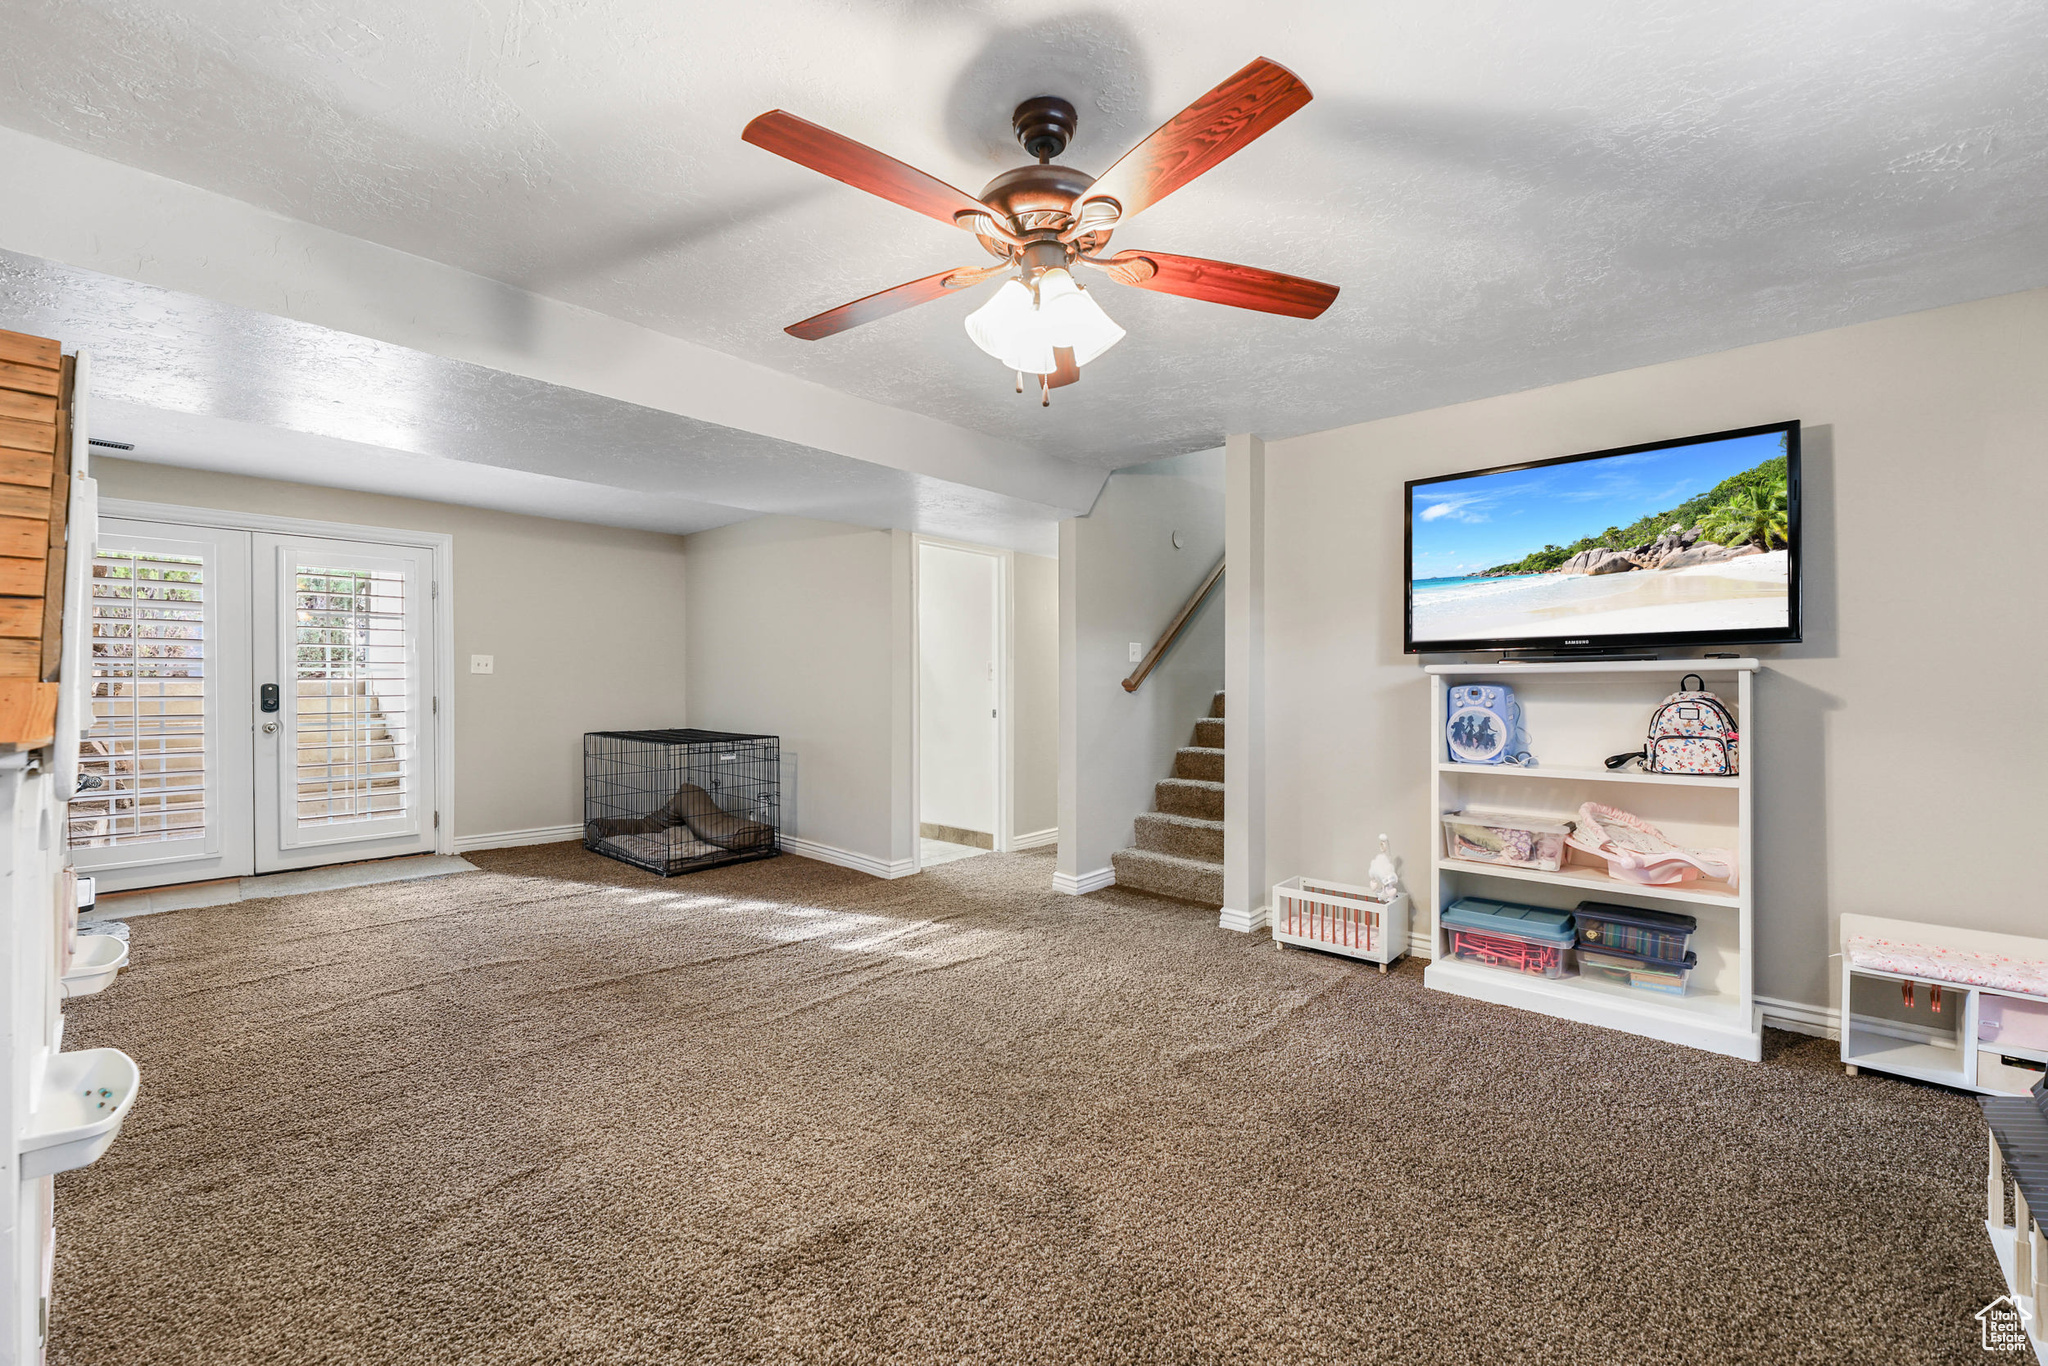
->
(293, 566), (409, 826)
(70, 547), (208, 848)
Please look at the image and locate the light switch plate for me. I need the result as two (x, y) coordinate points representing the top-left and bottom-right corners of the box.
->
(470, 654), (495, 675)
(1129, 642), (1143, 663)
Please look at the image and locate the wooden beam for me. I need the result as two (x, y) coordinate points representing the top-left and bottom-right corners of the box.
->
(0, 484), (51, 520)
(37, 549), (63, 678)
(39, 368), (71, 683)
(0, 449), (54, 488)
(0, 390), (55, 425)
(0, 517), (47, 560)
(0, 638), (38, 678)
(0, 330), (60, 370)
(0, 416), (56, 455)
(0, 599), (40, 638)
(0, 559), (42, 595)
(0, 360), (60, 398)
(0, 679), (57, 749)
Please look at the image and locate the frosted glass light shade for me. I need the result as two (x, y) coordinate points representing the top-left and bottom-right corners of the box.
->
(965, 270), (1126, 375)
(1033, 269), (1126, 366)
(965, 280), (1054, 374)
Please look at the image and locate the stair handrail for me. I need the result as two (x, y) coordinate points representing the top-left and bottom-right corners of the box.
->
(1122, 555), (1224, 693)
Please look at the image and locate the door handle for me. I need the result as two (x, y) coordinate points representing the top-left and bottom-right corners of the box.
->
(262, 721), (279, 735)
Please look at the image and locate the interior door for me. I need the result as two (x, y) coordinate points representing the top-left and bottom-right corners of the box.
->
(68, 520), (254, 891)
(251, 534), (438, 872)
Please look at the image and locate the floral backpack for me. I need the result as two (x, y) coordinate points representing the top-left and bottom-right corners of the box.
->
(1608, 674), (1740, 776)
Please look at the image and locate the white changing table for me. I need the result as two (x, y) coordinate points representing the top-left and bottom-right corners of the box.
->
(1839, 913), (2048, 1098)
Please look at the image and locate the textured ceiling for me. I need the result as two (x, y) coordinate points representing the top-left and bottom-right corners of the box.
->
(2, 0), (2046, 466)
(0, 249), (1069, 553)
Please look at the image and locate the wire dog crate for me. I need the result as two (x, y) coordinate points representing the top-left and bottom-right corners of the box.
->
(584, 729), (781, 876)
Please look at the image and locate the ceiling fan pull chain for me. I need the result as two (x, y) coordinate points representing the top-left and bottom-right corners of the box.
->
(1014, 371), (1024, 394)
(1040, 374), (1051, 407)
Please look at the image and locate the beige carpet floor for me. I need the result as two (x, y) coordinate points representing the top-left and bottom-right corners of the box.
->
(54, 843), (2000, 1365)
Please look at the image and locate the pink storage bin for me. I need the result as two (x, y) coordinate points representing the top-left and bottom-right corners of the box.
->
(1979, 995), (2048, 1052)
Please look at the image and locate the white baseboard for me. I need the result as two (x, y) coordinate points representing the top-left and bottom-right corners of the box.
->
(1219, 904), (1268, 934)
(458, 824), (919, 882)
(1759, 995), (1839, 1040)
(1408, 929), (1436, 960)
(780, 834), (917, 880)
(1053, 866), (1114, 896)
(1771, 1005), (1950, 1046)
(454, 823), (582, 853)
(1011, 827), (1059, 851)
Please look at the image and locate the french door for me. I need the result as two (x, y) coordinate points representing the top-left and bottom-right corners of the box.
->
(70, 517), (442, 891)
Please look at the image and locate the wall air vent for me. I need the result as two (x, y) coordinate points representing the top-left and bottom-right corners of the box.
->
(87, 438), (134, 451)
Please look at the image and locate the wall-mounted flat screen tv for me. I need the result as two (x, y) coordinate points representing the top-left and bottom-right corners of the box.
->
(1405, 421), (1801, 654)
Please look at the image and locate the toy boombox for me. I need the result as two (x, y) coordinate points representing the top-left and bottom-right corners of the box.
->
(1445, 683), (1525, 766)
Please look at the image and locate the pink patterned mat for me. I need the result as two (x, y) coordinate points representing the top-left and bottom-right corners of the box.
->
(1845, 935), (2048, 997)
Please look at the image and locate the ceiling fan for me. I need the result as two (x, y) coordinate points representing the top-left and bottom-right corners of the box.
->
(742, 57), (1339, 406)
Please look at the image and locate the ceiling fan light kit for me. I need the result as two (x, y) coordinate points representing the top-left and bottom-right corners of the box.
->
(965, 279), (1050, 373)
(964, 268), (1125, 376)
(742, 56), (1339, 406)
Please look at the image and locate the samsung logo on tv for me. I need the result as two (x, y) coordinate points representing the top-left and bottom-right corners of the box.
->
(1564, 639), (1591, 645)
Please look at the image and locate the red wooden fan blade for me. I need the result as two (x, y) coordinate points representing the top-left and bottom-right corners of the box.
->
(743, 110), (992, 229)
(1093, 250), (1337, 319)
(1048, 347), (1080, 388)
(785, 265), (999, 341)
(1082, 58), (1312, 223)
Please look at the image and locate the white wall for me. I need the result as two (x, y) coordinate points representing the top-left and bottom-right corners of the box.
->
(917, 543), (997, 838)
(1, 757), (66, 1366)
(1011, 552), (1058, 842)
(90, 458), (690, 844)
(683, 515), (913, 872)
(1058, 448), (1226, 881)
(1259, 286), (2048, 1015)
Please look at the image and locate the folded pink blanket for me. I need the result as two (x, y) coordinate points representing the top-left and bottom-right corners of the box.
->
(1845, 936), (2048, 997)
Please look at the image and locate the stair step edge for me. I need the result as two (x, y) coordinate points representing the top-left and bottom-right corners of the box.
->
(1114, 847), (1224, 873)
(1135, 812), (1223, 830)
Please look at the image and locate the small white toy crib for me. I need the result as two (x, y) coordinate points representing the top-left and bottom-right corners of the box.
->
(1270, 876), (1410, 972)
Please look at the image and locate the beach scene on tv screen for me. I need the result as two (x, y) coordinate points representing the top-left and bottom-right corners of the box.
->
(1410, 429), (1792, 644)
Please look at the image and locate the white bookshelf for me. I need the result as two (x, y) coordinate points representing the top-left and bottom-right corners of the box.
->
(1422, 659), (1762, 1061)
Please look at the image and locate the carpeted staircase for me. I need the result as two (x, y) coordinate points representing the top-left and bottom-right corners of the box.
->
(1109, 690), (1224, 906)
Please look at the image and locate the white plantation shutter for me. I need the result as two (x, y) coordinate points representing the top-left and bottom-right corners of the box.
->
(291, 565), (410, 826)
(71, 546), (209, 848)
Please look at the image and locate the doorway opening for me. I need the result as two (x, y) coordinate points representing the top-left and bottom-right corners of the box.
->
(915, 540), (1005, 869)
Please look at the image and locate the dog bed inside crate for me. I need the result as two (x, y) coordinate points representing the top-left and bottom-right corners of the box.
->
(585, 729), (781, 876)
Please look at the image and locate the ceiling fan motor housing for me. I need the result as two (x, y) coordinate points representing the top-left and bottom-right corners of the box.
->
(1013, 96), (1077, 161)
(974, 163), (1108, 259)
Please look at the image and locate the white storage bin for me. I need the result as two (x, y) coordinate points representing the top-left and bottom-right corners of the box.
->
(19, 1048), (140, 1179)
(1979, 994), (2048, 1052)
(60, 934), (128, 999)
(1440, 808), (1572, 873)
(1270, 876), (1409, 971)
